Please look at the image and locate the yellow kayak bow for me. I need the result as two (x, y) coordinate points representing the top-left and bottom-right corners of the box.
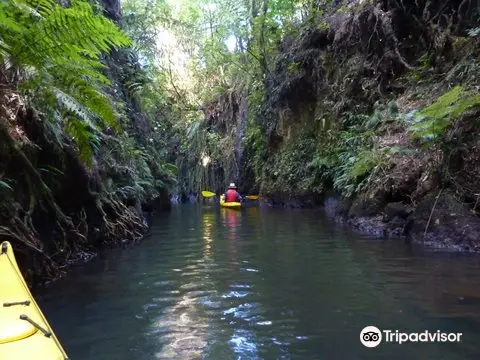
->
(0, 241), (69, 360)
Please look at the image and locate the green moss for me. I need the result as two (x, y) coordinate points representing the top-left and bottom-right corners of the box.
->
(287, 61), (301, 75)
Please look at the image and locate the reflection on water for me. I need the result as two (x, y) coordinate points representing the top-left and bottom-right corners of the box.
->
(220, 209), (240, 270)
(229, 328), (258, 358)
(153, 211), (219, 359)
(37, 205), (480, 360)
(220, 208), (241, 238)
(202, 211), (214, 258)
(153, 293), (207, 359)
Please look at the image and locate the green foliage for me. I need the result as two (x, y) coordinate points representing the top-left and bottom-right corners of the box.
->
(65, 117), (100, 167)
(100, 134), (178, 202)
(118, 0), (319, 195)
(404, 52), (434, 82)
(248, 100), (401, 198)
(120, 0), (479, 203)
(122, 0), (171, 59)
(409, 86), (480, 143)
(324, 142), (390, 199)
(287, 61), (301, 75)
(349, 149), (387, 179)
(0, 0), (131, 165)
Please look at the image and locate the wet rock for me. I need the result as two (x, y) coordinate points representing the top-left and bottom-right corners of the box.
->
(66, 250), (97, 265)
(324, 195), (348, 219)
(188, 193), (197, 203)
(413, 170), (439, 200)
(262, 192), (323, 209)
(347, 216), (387, 237)
(405, 191), (480, 252)
(384, 202), (411, 221)
(348, 189), (387, 218)
(386, 216), (406, 236)
(143, 188), (172, 212)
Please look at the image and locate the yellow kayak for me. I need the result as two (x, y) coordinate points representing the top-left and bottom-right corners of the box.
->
(0, 241), (69, 360)
(220, 195), (241, 209)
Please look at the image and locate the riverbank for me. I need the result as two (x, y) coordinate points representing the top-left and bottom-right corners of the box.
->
(0, 0), (180, 285)
(0, 94), (174, 286)
(38, 191), (174, 286)
(260, 188), (480, 254)
(175, 2), (480, 254)
(183, 182), (480, 253)
(230, 2), (480, 252)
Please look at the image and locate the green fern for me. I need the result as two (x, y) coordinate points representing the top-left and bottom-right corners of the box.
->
(349, 149), (386, 179)
(0, 0), (131, 165)
(65, 117), (100, 167)
(162, 163), (179, 176)
(410, 86), (480, 142)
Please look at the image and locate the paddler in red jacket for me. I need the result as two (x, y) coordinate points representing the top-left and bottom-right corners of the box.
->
(223, 183), (242, 203)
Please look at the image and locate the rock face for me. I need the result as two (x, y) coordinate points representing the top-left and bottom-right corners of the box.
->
(240, 0), (480, 253)
(319, 188), (480, 252)
(262, 192), (324, 209)
(143, 188), (172, 212)
(348, 190), (387, 218)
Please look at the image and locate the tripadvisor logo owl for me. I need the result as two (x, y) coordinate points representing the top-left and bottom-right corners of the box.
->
(360, 326), (382, 348)
(360, 326), (463, 348)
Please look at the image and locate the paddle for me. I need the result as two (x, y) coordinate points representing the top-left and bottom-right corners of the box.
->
(202, 191), (260, 200)
(201, 191), (216, 198)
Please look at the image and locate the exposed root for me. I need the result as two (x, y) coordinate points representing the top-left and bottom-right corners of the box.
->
(96, 194), (147, 243)
(0, 88), (151, 282)
(0, 116), (82, 250)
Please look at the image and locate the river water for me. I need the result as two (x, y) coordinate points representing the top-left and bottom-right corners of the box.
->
(38, 204), (480, 359)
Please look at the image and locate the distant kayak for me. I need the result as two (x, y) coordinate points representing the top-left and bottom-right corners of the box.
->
(220, 195), (241, 209)
(0, 241), (68, 360)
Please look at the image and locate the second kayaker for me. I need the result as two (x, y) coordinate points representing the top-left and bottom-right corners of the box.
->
(223, 183), (242, 203)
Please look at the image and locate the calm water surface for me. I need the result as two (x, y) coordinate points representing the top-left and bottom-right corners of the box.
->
(38, 204), (480, 359)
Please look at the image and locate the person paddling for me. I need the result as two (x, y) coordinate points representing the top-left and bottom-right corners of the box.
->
(223, 183), (242, 203)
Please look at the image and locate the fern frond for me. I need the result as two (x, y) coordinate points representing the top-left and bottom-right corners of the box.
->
(162, 163), (179, 176)
(417, 86), (463, 119)
(65, 117), (100, 167)
(0, 4), (23, 33)
(0, 0), (131, 139)
(410, 87), (480, 142)
(54, 88), (97, 127)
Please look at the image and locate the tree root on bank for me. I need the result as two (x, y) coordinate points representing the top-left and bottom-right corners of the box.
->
(0, 116), (83, 246)
(0, 94), (150, 283)
(334, 3), (415, 76)
(96, 194), (147, 243)
(0, 220), (59, 279)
